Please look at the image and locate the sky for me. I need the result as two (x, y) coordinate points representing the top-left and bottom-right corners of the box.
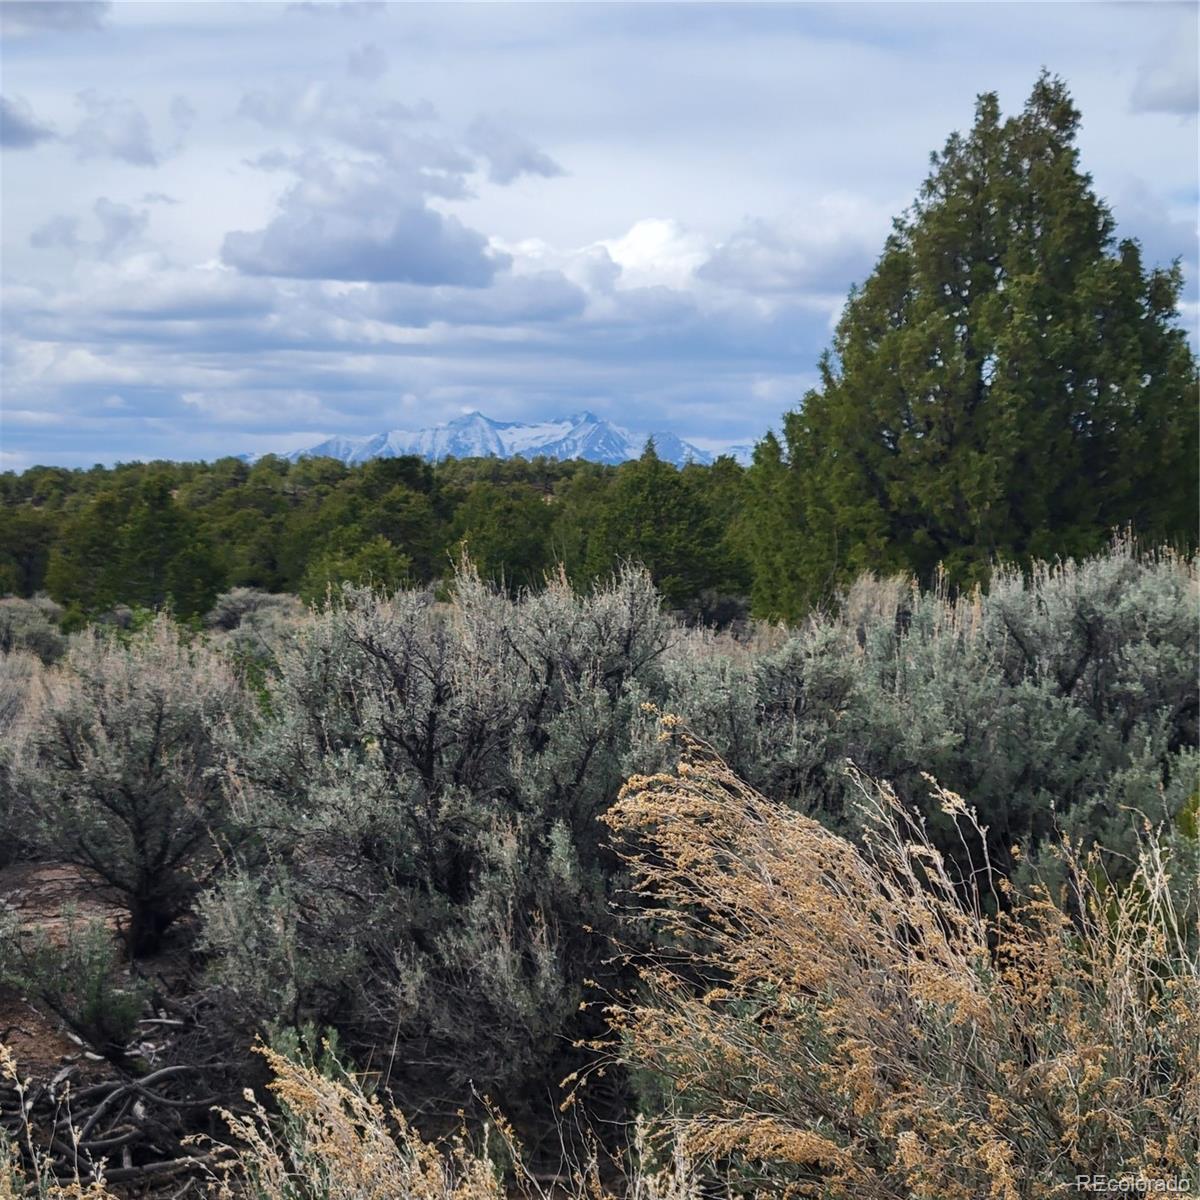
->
(0, 0), (1196, 470)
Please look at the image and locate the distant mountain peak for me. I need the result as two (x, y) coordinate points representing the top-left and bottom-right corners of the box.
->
(268, 411), (735, 469)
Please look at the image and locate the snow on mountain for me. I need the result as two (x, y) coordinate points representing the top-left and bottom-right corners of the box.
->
(275, 411), (723, 469)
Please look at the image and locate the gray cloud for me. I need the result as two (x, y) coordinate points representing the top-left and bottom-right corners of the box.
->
(698, 208), (883, 296)
(359, 270), (586, 327)
(222, 157), (507, 285)
(223, 206), (503, 286)
(1108, 180), (1199, 300)
(237, 85), (562, 191)
(69, 90), (160, 165)
(0, 1), (110, 35)
(465, 117), (565, 185)
(2, 268), (282, 363)
(30, 214), (80, 249)
(237, 84), (446, 169)
(28, 198), (148, 258)
(1131, 60), (1198, 117)
(346, 42), (388, 80)
(93, 198), (149, 257)
(170, 95), (197, 131)
(286, 2), (385, 17)
(99, 276), (277, 323)
(1, 95), (55, 148)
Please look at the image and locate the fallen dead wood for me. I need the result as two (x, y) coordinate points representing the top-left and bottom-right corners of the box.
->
(1, 1053), (236, 1192)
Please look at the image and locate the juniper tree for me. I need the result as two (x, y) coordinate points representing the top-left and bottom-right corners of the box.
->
(580, 442), (738, 610)
(45, 474), (222, 619)
(452, 481), (555, 590)
(747, 74), (1198, 620)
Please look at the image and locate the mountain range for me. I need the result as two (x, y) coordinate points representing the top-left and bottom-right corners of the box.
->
(265, 411), (754, 469)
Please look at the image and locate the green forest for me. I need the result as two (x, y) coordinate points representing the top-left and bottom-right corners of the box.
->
(1, 76), (1198, 1198)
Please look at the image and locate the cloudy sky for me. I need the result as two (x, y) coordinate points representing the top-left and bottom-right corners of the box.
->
(1, 0), (1196, 470)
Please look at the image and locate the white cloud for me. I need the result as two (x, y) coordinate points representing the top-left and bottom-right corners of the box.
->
(698, 194), (892, 296)
(599, 219), (710, 291)
(3, 408), (65, 426)
(181, 388), (339, 425)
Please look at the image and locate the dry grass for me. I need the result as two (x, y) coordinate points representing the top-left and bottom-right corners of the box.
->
(209, 1045), (508, 1200)
(599, 716), (1200, 1198)
(208, 1045), (701, 1200)
(3, 1038), (701, 1200)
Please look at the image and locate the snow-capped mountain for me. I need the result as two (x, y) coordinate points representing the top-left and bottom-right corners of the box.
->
(275, 411), (725, 469)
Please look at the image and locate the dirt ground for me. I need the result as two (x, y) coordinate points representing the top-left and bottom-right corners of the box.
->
(0, 861), (124, 1081)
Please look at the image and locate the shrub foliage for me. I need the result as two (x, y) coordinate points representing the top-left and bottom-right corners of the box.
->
(9, 615), (252, 956)
(201, 563), (673, 1118)
(0, 542), (1195, 1193)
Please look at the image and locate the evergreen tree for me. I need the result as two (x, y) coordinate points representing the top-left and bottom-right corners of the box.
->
(740, 433), (810, 621)
(44, 475), (222, 618)
(685, 455), (753, 594)
(299, 532), (412, 602)
(119, 476), (221, 618)
(365, 485), (443, 581)
(748, 74), (1198, 618)
(45, 487), (138, 613)
(583, 441), (730, 609)
(0, 508), (55, 596)
(452, 482), (554, 591)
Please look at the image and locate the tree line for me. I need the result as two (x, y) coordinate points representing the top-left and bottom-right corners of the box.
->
(0, 449), (750, 625)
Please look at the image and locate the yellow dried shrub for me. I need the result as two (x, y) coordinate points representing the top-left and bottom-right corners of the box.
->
(3, 1039), (701, 1200)
(210, 1046), (505, 1200)
(600, 721), (1200, 1198)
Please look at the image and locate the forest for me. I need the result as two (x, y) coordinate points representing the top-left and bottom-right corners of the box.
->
(0, 75), (1198, 1198)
